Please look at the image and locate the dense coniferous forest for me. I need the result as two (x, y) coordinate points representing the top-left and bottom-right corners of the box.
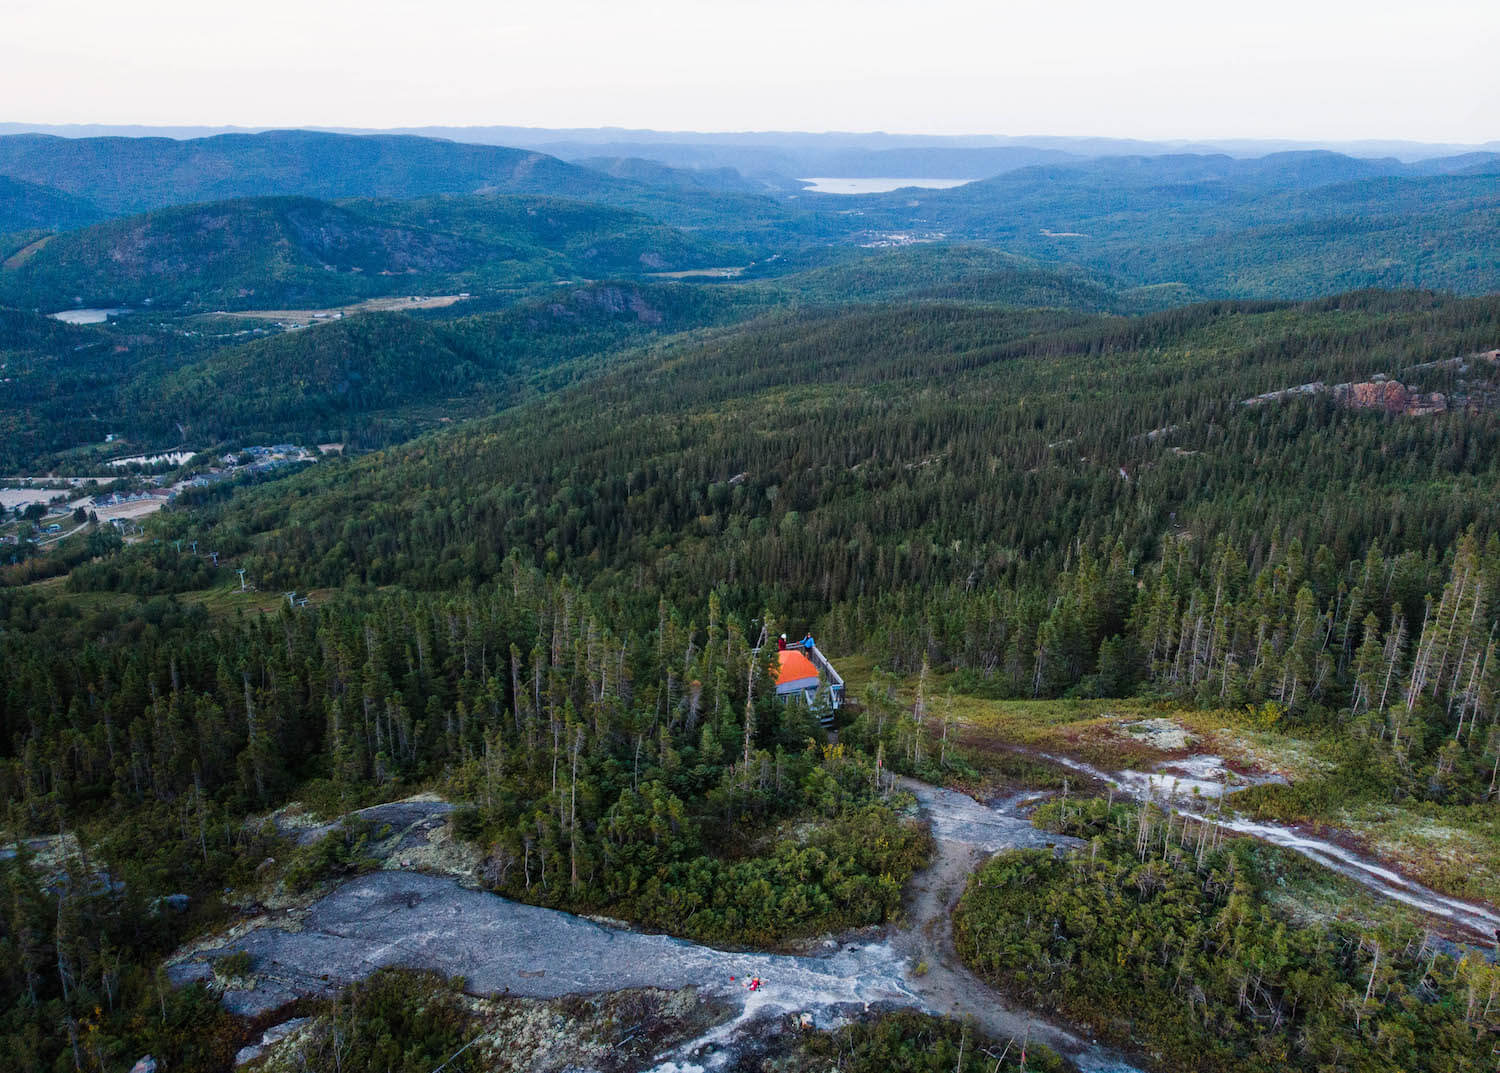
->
(0, 280), (777, 469)
(0, 194), (750, 312)
(0, 568), (932, 1069)
(116, 289), (1491, 840)
(0, 246), (1175, 471)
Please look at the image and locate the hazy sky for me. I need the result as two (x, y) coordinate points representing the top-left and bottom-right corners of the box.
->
(7, 0), (1498, 140)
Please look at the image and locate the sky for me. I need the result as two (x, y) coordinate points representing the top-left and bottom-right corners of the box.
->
(6, 0), (1498, 141)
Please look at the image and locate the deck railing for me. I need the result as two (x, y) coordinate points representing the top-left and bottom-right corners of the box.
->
(755, 642), (845, 713)
(802, 644), (844, 691)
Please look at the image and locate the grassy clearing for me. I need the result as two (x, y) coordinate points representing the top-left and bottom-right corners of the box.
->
(1, 234), (53, 269)
(1338, 803), (1500, 905)
(839, 653), (1325, 782)
(186, 583), (336, 616)
(839, 655), (1499, 912)
(41, 581), (336, 618)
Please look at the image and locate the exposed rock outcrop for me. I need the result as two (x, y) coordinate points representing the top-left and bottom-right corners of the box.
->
(1241, 346), (1500, 416)
(1332, 378), (1447, 416)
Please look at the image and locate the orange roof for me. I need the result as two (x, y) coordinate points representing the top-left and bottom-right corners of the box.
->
(776, 649), (819, 686)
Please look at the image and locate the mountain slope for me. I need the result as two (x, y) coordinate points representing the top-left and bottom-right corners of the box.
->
(0, 242), (1162, 468)
(860, 158), (1500, 297)
(359, 194), (748, 276)
(108, 280), (770, 446)
(0, 176), (103, 234)
(770, 245), (1171, 310)
(0, 197), (486, 310)
(576, 157), (777, 193)
(200, 291), (1500, 613)
(0, 193), (744, 312)
(0, 308), (119, 466)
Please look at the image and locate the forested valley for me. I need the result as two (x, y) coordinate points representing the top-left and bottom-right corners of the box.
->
(7, 282), (1500, 1069)
(5, 126), (1500, 1073)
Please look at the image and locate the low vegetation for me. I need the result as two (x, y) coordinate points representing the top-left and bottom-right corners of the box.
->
(791, 1010), (1066, 1072)
(955, 799), (1500, 1073)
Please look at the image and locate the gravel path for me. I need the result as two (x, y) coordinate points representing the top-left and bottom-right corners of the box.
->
(890, 779), (1136, 1073)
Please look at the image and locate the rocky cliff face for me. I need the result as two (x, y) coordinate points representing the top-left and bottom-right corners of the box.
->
(1332, 378), (1448, 416)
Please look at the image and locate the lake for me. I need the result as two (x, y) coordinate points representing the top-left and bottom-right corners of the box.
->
(48, 307), (130, 324)
(798, 177), (971, 195)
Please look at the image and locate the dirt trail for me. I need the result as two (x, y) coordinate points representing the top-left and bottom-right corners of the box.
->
(889, 779), (1134, 1071)
(895, 829), (1045, 1041)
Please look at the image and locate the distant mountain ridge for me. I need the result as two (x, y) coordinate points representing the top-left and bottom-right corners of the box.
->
(4, 122), (1498, 161)
(838, 157), (1500, 297)
(3, 127), (1499, 315)
(0, 196), (483, 310)
(0, 130), (637, 216)
(3, 126), (1498, 200)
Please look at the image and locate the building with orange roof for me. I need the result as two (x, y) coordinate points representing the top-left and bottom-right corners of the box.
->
(773, 642), (844, 715)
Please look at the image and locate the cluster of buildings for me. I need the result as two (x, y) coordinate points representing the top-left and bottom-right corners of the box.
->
(180, 445), (319, 490)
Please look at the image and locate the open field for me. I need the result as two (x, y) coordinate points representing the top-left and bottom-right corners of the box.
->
(646, 265), (749, 279)
(1, 234), (52, 270)
(837, 654), (1325, 779)
(0, 488), (59, 510)
(1337, 803), (1500, 906)
(90, 495), (170, 522)
(210, 294), (469, 326)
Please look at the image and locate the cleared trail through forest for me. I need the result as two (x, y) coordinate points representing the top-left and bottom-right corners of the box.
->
(1039, 751), (1500, 940)
(887, 779), (1137, 1070)
(171, 787), (1143, 1073)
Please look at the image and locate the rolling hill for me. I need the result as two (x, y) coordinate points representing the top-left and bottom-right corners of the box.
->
(0, 197), (483, 310)
(9, 132), (1497, 303)
(766, 244), (1179, 311)
(130, 280), (770, 443)
(175, 290), (1500, 641)
(0, 194), (745, 312)
(0, 245), (1150, 468)
(845, 155), (1500, 297)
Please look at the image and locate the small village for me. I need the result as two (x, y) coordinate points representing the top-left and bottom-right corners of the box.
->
(0, 443), (324, 555)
